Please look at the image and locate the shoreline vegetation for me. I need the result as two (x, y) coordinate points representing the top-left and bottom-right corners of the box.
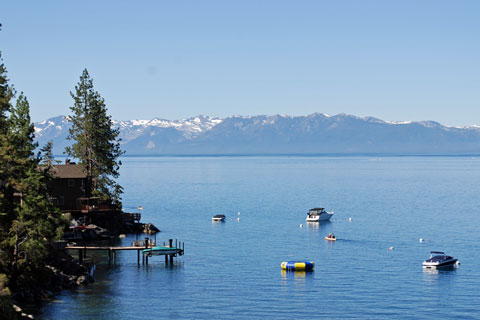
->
(0, 24), (144, 318)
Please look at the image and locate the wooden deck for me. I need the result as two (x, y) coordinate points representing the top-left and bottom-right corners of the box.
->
(66, 239), (184, 265)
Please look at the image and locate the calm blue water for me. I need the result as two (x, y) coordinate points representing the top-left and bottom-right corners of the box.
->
(38, 156), (480, 319)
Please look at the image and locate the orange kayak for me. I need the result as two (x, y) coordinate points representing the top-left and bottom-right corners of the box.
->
(324, 236), (336, 241)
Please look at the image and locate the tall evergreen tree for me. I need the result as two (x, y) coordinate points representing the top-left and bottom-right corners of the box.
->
(1, 94), (66, 292)
(0, 34), (16, 258)
(0, 28), (66, 298)
(66, 69), (124, 209)
(0, 25), (13, 134)
(40, 140), (59, 166)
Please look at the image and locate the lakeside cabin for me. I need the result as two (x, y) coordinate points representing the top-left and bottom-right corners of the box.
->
(47, 160), (140, 221)
(48, 159), (89, 212)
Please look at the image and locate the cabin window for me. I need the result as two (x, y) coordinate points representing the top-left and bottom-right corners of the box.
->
(67, 179), (74, 187)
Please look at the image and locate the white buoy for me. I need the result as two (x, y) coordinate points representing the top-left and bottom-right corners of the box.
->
(237, 217), (240, 221)
(419, 238), (424, 243)
(348, 217), (352, 222)
(299, 224), (303, 228)
(388, 246), (394, 251)
(237, 212), (241, 215)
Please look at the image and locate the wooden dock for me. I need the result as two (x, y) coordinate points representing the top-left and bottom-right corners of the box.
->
(66, 238), (184, 265)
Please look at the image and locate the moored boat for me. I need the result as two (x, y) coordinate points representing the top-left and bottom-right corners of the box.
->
(212, 214), (226, 222)
(422, 251), (458, 268)
(306, 208), (334, 222)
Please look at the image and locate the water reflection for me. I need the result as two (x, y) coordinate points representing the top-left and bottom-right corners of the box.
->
(306, 221), (331, 231)
(281, 269), (314, 281)
(306, 222), (320, 229)
(422, 265), (458, 281)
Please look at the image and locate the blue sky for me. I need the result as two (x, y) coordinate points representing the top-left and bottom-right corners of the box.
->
(1, 1), (479, 125)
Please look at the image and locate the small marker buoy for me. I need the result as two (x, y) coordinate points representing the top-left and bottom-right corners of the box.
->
(299, 224), (303, 228)
(237, 217), (240, 221)
(237, 212), (241, 215)
(419, 238), (424, 243)
(348, 217), (352, 222)
(388, 246), (394, 251)
(138, 206), (143, 210)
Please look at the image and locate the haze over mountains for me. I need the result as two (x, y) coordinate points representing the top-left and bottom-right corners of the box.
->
(34, 113), (480, 155)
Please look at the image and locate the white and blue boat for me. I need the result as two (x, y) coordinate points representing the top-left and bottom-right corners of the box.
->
(306, 208), (334, 222)
(212, 214), (226, 222)
(422, 251), (458, 269)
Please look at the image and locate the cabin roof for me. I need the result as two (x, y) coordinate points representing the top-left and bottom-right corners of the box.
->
(51, 164), (86, 179)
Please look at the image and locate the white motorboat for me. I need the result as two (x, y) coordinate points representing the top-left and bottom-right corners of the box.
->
(212, 214), (226, 222)
(422, 251), (458, 268)
(306, 208), (334, 222)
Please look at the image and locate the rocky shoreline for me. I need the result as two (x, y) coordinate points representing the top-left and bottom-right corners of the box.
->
(2, 250), (94, 319)
(3, 211), (159, 319)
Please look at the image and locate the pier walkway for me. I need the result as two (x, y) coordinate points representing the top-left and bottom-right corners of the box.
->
(66, 238), (184, 265)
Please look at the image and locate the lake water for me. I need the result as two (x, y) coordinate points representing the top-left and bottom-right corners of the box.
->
(37, 156), (480, 319)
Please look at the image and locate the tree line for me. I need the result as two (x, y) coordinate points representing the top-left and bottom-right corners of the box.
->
(0, 23), (123, 305)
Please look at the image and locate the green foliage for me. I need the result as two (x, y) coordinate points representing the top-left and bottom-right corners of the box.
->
(0, 50), (16, 269)
(0, 51), (67, 296)
(0, 52), (14, 133)
(66, 69), (124, 208)
(40, 140), (59, 166)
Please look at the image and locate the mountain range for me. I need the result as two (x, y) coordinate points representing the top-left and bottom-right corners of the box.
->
(34, 113), (480, 155)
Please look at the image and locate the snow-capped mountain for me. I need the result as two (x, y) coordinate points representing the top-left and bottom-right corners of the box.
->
(34, 113), (480, 155)
(113, 115), (223, 143)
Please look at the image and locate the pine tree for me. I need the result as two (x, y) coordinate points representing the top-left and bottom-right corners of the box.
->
(0, 37), (66, 296)
(0, 45), (16, 266)
(2, 94), (66, 292)
(66, 69), (124, 209)
(40, 140), (59, 167)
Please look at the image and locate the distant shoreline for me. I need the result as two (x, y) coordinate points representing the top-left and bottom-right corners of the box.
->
(52, 153), (480, 158)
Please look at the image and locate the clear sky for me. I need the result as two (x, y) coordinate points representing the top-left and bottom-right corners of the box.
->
(1, 1), (479, 126)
